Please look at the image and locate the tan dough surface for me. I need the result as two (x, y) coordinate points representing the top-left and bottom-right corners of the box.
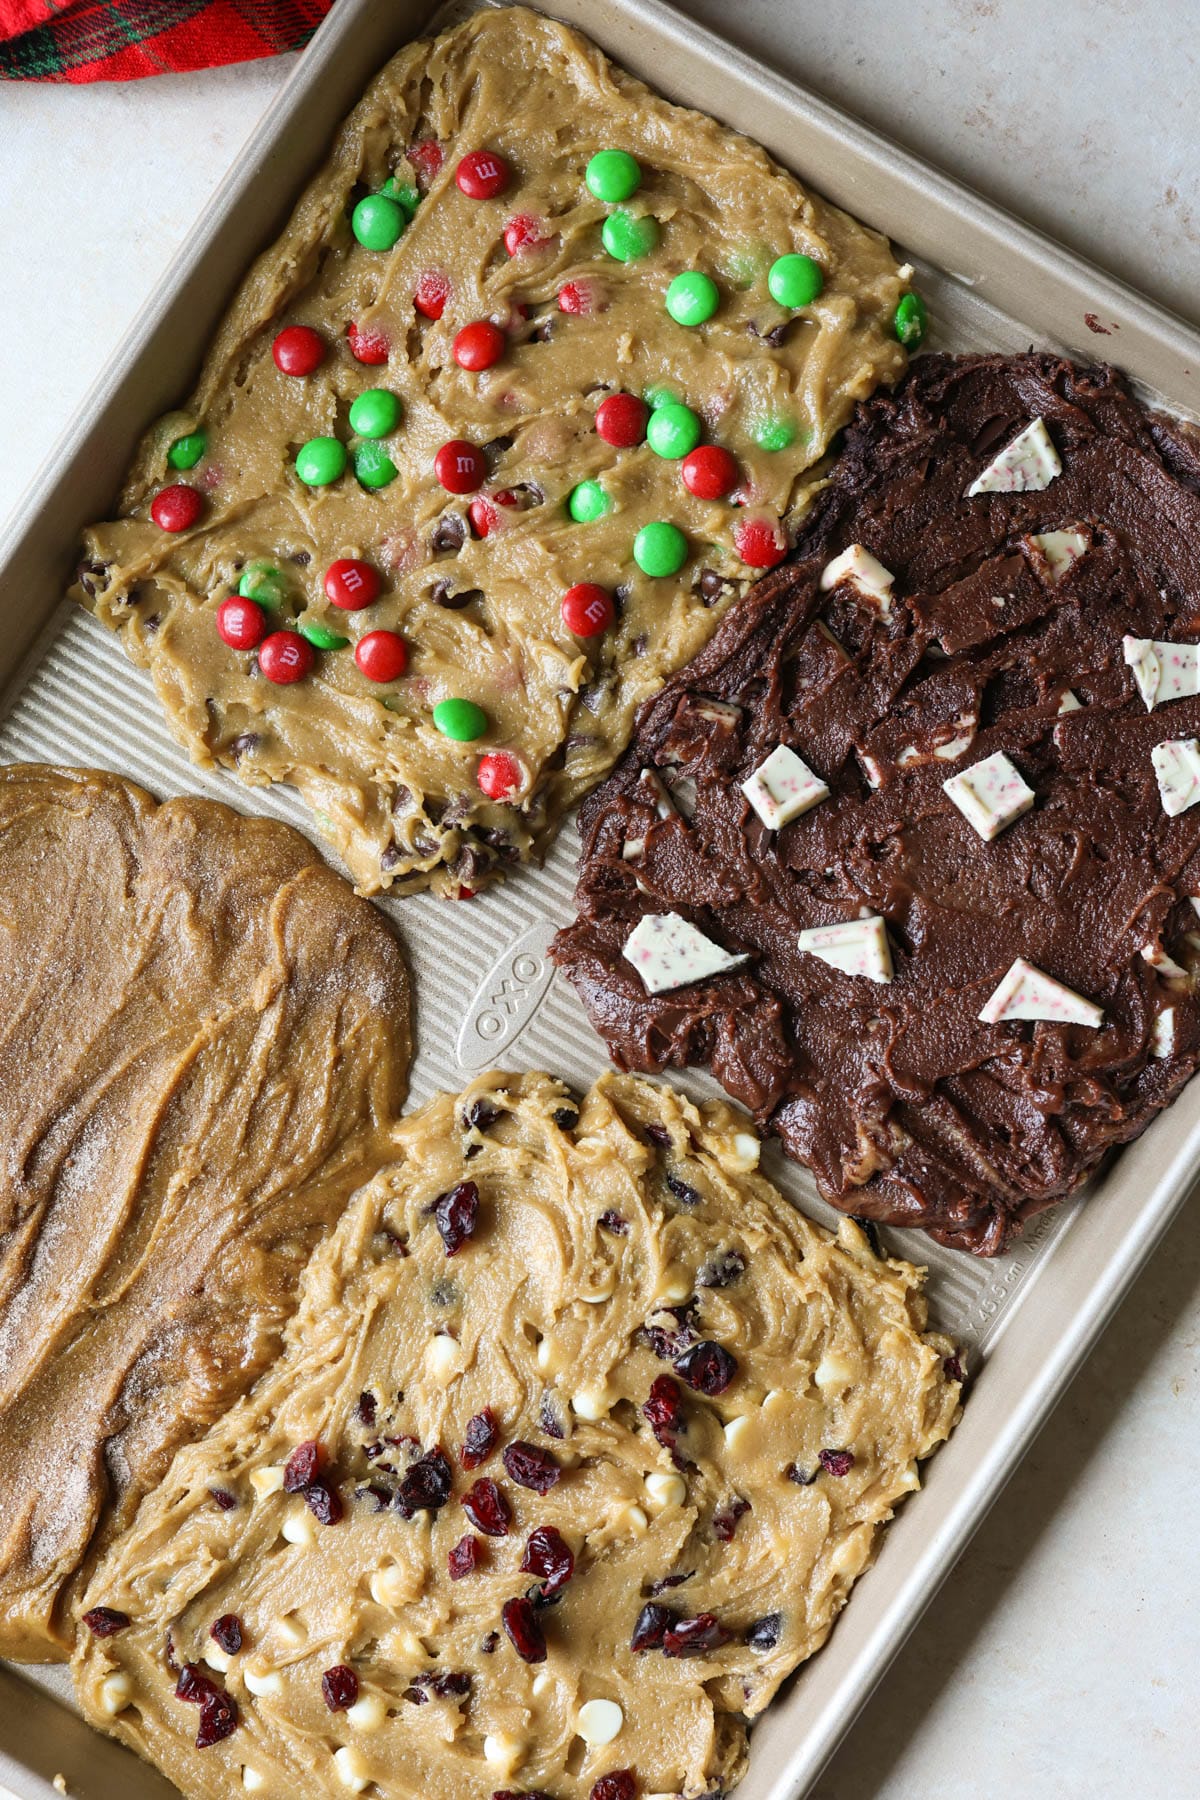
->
(0, 765), (412, 1662)
(74, 1070), (959, 1800)
(73, 5), (909, 898)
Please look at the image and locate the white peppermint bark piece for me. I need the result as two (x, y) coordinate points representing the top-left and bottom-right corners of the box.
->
(967, 418), (1062, 495)
(1150, 1008), (1177, 1058)
(1029, 528), (1089, 583)
(1152, 738), (1200, 817)
(623, 912), (749, 995)
(978, 957), (1103, 1028)
(1140, 942), (1191, 981)
(943, 750), (1035, 841)
(741, 744), (829, 829)
(797, 916), (893, 983)
(1123, 636), (1200, 711)
(819, 545), (895, 615)
(1057, 689), (1083, 715)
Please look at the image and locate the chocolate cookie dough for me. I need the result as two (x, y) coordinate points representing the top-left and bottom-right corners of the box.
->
(0, 766), (411, 1661)
(553, 354), (1200, 1255)
(72, 5), (912, 898)
(74, 1070), (959, 1800)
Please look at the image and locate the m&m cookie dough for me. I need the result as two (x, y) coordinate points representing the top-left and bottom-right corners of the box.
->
(553, 354), (1200, 1255)
(72, 5), (915, 898)
(0, 766), (411, 1661)
(74, 1071), (959, 1800)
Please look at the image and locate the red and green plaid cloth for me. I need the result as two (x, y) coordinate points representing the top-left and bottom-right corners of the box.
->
(0, 0), (333, 81)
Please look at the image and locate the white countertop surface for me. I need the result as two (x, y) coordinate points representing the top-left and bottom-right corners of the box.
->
(1, 3), (1198, 1795)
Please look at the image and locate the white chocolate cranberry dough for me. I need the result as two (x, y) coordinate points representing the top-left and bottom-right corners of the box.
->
(0, 765), (411, 1662)
(72, 5), (911, 898)
(74, 1070), (959, 1800)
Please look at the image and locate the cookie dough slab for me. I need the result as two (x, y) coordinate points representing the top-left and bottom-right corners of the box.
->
(74, 1070), (958, 1800)
(73, 4), (910, 898)
(0, 765), (411, 1661)
(553, 354), (1200, 1255)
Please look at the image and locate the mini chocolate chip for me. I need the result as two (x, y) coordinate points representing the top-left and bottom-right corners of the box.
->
(228, 732), (260, 761)
(392, 784), (412, 813)
(380, 845), (402, 871)
(694, 568), (728, 604)
(76, 558), (110, 597)
(482, 434), (514, 469)
(629, 632), (649, 656)
(142, 613), (162, 634)
(852, 1214), (883, 1258)
(553, 1107), (579, 1131)
(291, 550), (312, 566)
(431, 581), (483, 610)
(785, 1461), (817, 1486)
(431, 514), (466, 554)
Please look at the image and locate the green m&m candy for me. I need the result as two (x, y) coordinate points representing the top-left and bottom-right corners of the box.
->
(295, 437), (347, 486)
(298, 617), (350, 650)
(634, 520), (688, 577)
(586, 149), (641, 203)
(433, 697), (488, 741)
(352, 192), (406, 252)
(349, 389), (402, 438)
(568, 480), (611, 523)
(644, 383), (681, 412)
(354, 444), (398, 489)
(665, 271), (719, 328)
(238, 561), (288, 608)
(381, 177), (420, 220)
(767, 252), (824, 308)
(167, 429), (206, 471)
(894, 291), (928, 347)
(753, 415), (798, 453)
(601, 209), (659, 262)
(647, 402), (701, 460)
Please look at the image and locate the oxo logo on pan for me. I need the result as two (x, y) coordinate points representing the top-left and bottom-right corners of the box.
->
(455, 922), (557, 1069)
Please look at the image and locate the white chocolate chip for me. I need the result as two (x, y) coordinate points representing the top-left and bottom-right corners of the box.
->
(333, 1745), (371, 1793)
(1150, 1008), (1177, 1058)
(424, 1335), (463, 1384)
(655, 1264), (693, 1305)
(815, 1352), (854, 1393)
(280, 1506), (317, 1549)
(99, 1672), (133, 1716)
(623, 911), (749, 996)
(532, 1670), (555, 1697)
(536, 1336), (556, 1372)
(644, 1470), (687, 1509)
(576, 1699), (624, 1745)
(249, 1465), (285, 1499)
(573, 1388), (615, 1421)
(242, 1770), (267, 1793)
(967, 417), (1061, 495)
(819, 544), (895, 613)
(1029, 527), (1089, 582)
(943, 751), (1035, 841)
(368, 1565), (411, 1609)
(1153, 738), (1200, 817)
(797, 915), (893, 983)
(728, 1131), (760, 1171)
(616, 1503), (649, 1536)
(1124, 635), (1200, 711)
(244, 1667), (284, 1699)
(204, 1646), (232, 1674)
(272, 1614), (305, 1649)
(978, 957), (1103, 1028)
(741, 744), (830, 829)
(723, 1415), (754, 1452)
(346, 1694), (387, 1733)
(483, 1732), (522, 1772)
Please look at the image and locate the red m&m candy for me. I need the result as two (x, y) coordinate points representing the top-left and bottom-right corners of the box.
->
(733, 517), (787, 569)
(354, 630), (408, 683)
(594, 392), (648, 448)
(477, 751), (522, 801)
(151, 484), (203, 533)
(414, 269), (451, 320)
(561, 582), (614, 637)
(453, 320), (506, 371)
(324, 558), (381, 611)
(468, 490), (517, 539)
(407, 139), (443, 187)
(558, 280), (596, 316)
(456, 150), (511, 199)
(435, 440), (487, 494)
(347, 320), (389, 365)
(216, 595), (267, 650)
(272, 325), (325, 376)
(503, 214), (547, 256)
(682, 444), (738, 500)
(258, 630), (315, 684)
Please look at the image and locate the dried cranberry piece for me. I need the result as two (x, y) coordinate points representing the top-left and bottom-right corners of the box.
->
(501, 1596), (547, 1663)
(712, 1498), (750, 1542)
(462, 1477), (511, 1536)
(598, 1209), (628, 1235)
(674, 1340), (737, 1396)
(460, 1408), (498, 1470)
(480, 1630), (500, 1654)
(175, 1663), (219, 1704)
(209, 1488), (238, 1511)
(356, 1391), (378, 1426)
(591, 1773), (637, 1800)
(662, 1612), (731, 1658)
(785, 1462), (817, 1486)
(322, 1664), (360, 1712)
(430, 1671), (471, 1698)
(195, 1689), (238, 1748)
(462, 1098), (499, 1133)
(538, 1391), (567, 1439)
(397, 1448), (453, 1514)
(665, 1171), (702, 1208)
(449, 1534), (482, 1579)
(817, 1448), (855, 1477)
(944, 1353), (966, 1383)
(553, 1106), (579, 1130)
(502, 1441), (560, 1494)
(745, 1612), (782, 1651)
(210, 1614), (243, 1655)
(493, 1792), (556, 1800)
(82, 1606), (130, 1638)
(630, 1602), (676, 1651)
(283, 1440), (325, 1492)
(696, 1249), (746, 1288)
(648, 1570), (693, 1595)
(644, 1123), (671, 1148)
(305, 1478), (344, 1525)
(642, 1375), (684, 1449)
(434, 1180), (480, 1256)
(520, 1526), (573, 1594)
